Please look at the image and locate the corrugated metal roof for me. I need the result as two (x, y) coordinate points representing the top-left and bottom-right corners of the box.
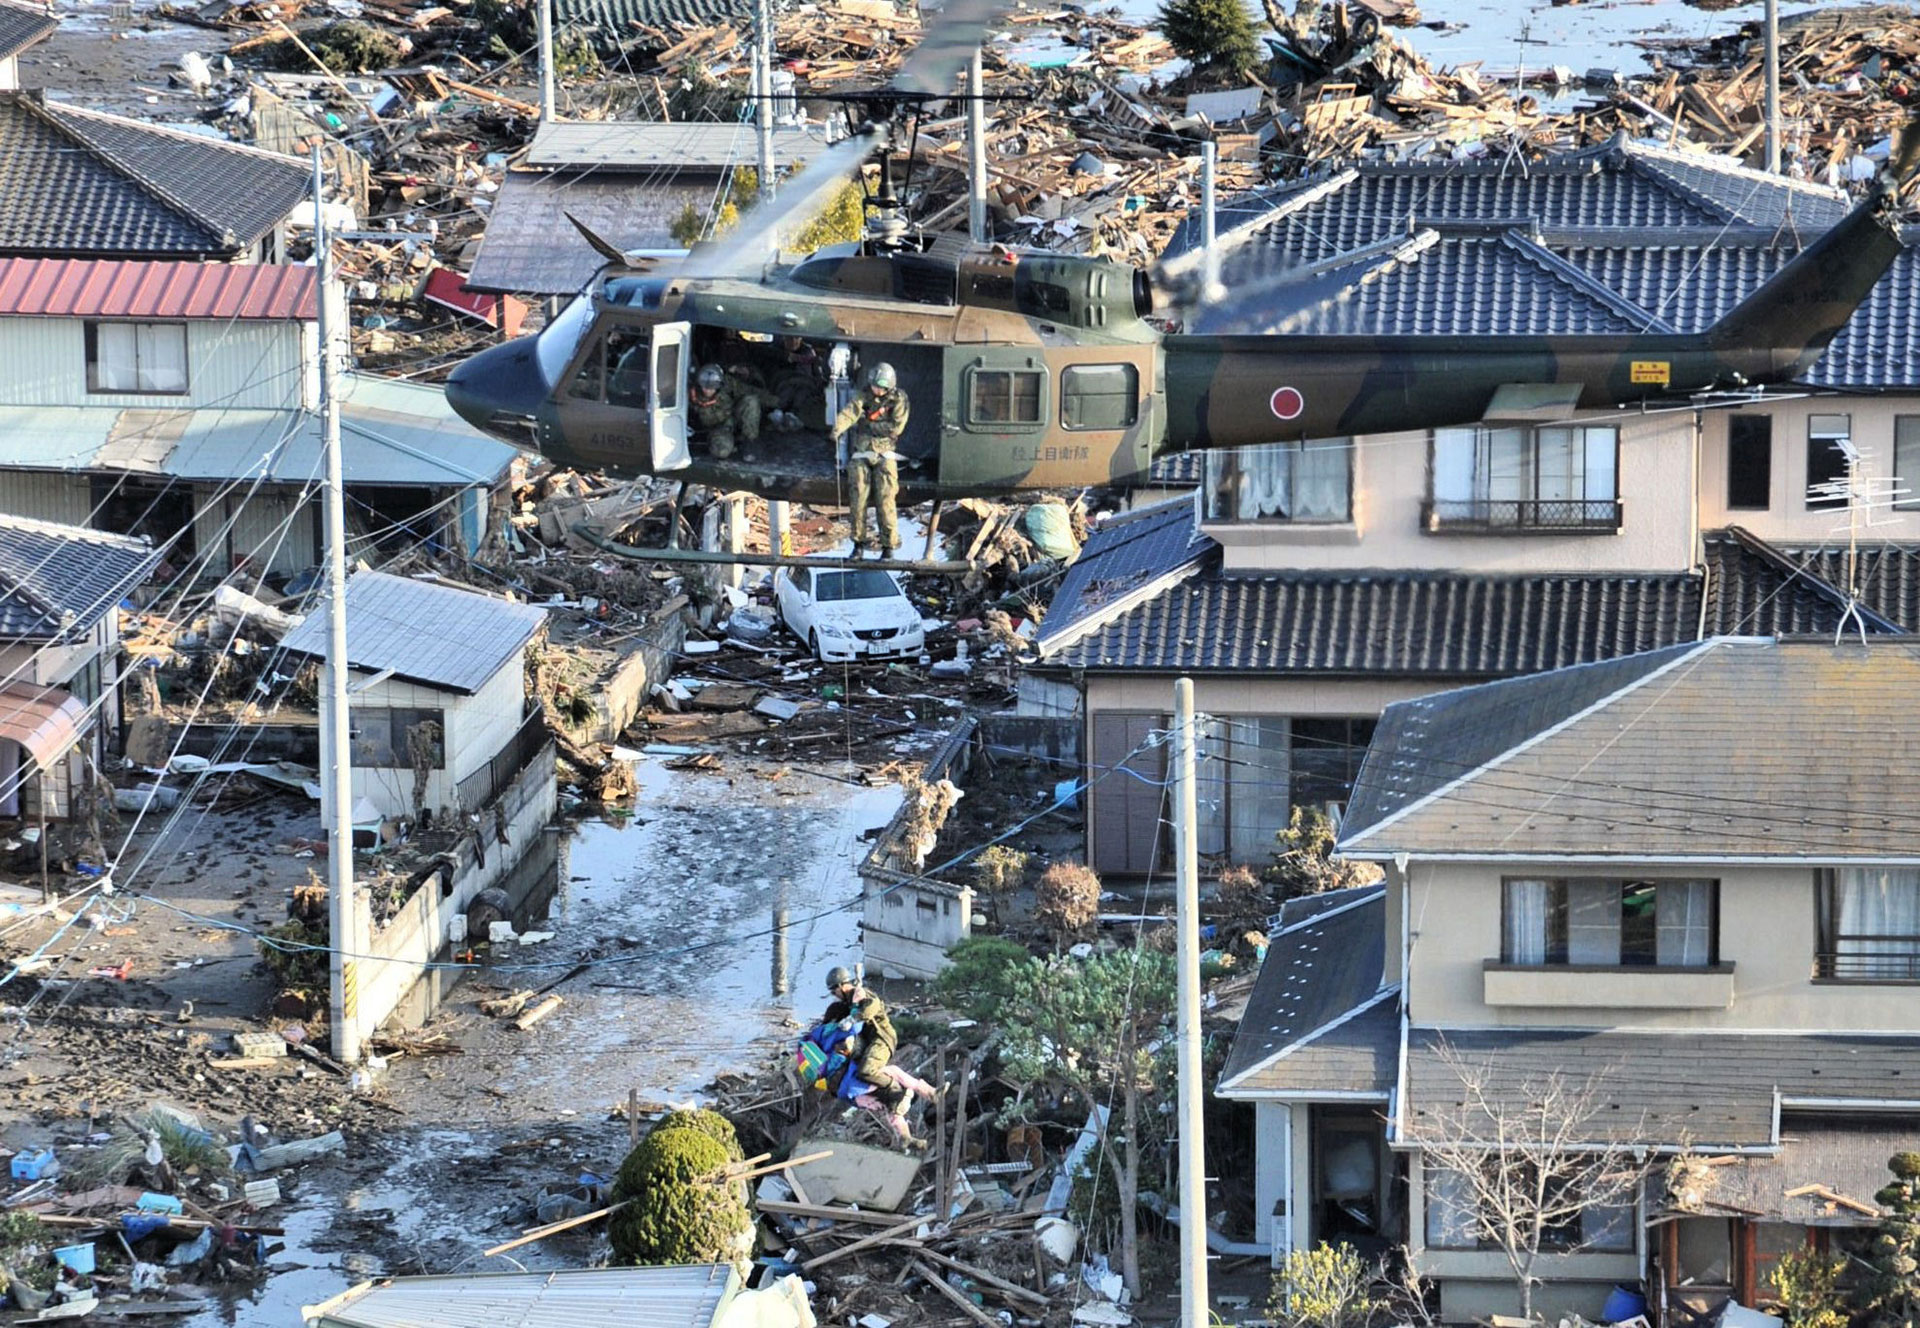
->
(1342, 637), (1920, 861)
(280, 571), (546, 694)
(0, 376), (517, 487)
(0, 1), (57, 60)
(0, 259), (317, 321)
(305, 1265), (739, 1328)
(554, 0), (753, 34)
(0, 512), (159, 639)
(526, 121), (832, 170)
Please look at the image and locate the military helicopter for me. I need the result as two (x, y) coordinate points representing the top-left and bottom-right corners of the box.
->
(445, 19), (1920, 508)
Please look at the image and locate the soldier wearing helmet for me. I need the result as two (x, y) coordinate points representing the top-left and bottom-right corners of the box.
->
(820, 964), (936, 1148)
(832, 362), (909, 555)
(689, 362), (771, 459)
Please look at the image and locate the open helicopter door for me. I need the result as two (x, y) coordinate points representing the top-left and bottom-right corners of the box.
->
(648, 321), (692, 471)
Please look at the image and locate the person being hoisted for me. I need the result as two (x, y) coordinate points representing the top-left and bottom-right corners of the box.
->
(817, 964), (935, 1148)
(832, 363), (909, 556)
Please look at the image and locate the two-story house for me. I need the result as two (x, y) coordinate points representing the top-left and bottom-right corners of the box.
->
(1218, 637), (1920, 1323)
(0, 259), (518, 576)
(0, 3), (55, 92)
(1029, 139), (1920, 877)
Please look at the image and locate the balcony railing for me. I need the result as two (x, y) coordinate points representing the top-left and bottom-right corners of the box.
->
(1422, 498), (1624, 533)
(1815, 943), (1920, 982)
(455, 708), (551, 814)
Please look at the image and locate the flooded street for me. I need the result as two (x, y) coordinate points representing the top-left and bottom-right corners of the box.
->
(173, 757), (905, 1325)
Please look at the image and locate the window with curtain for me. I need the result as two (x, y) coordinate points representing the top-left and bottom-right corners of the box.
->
(1806, 414), (1853, 510)
(1502, 878), (1718, 966)
(1194, 716), (1290, 863)
(86, 322), (189, 394)
(1895, 415), (1920, 511)
(1820, 868), (1920, 981)
(1429, 425), (1619, 530)
(1204, 440), (1352, 523)
(1422, 1160), (1632, 1251)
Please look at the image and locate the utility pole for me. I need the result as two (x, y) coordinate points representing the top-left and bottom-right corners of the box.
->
(1171, 678), (1209, 1326)
(1764, 0), (1780, 173)
(314, 147), (361, 1065)
(537, 0), (555, 122)
(755, 0), (774, 202)
(968, 48), (987, 243)
(1200, 140), (1220, 302)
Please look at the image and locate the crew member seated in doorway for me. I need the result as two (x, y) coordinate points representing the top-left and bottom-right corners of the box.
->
(832, 363), (909, 555)
(822, 965), (935, 1148)
(768, 335), (824, 431)
(689, 363), (770, 459)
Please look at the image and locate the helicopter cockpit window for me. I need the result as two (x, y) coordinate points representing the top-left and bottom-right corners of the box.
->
(566, 328), (651, 408)
(1061, 364), (1139, 431)
(969, 369), (1044, 427)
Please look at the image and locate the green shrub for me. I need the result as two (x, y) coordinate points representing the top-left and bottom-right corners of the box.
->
(1768, 1250), (1849, 1328)
(652, 1108), (744, 1163)
(608, 1125), (751, 1268)
(933, 936), (1031, 1022)
(1269, 1243), (1383, 1328)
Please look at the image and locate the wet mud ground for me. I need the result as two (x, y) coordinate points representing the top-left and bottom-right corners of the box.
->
(0, 753), (911, 1323)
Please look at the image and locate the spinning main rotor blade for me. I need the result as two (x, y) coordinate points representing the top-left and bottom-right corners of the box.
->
(697, 126), (891, 274)
(895, 0), (1005, 93)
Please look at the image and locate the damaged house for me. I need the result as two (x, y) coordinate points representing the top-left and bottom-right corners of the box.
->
(1218, 636), (1920, 1323)
(0, 258), (517, 574)
(1029, 138), (1920, 877)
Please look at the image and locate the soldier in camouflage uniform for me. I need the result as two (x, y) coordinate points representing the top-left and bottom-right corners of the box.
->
(690, 363), (768, 459)
(832, 362), (909, 554)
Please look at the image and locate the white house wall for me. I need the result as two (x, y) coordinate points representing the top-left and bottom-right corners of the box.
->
(1206, 414), (1698, 575)
(1696, 394), (1920, 542)
(0, 317), (308, 411)
(1406, 859), (1920, 1034)
(321, 661), (529, 822)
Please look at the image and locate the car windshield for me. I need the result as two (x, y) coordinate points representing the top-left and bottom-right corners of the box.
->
(814, 569), (900, 602)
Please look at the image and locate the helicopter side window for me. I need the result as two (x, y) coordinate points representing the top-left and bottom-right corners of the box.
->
(657, 340), (682, 409)
(968, 369), (1044, 427)
(606, 329), (649, 408)
(1061, 364), (1139, 431)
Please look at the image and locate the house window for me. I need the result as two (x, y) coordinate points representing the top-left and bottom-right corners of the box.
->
(1806, 414), (1853, 509)
(1423, 1161), (1634, 1252)
(1060, 363), (1138, 431)
(1289, 717), (1376, 811)
(1205, 440), (1353, 523)
(86, 322), (188, 394)
(967, 368), (1043, 426)
(1428, 425), (1620, 531)
(1502, 877), (1717, 967)
(1895, 416), (1920, 511)
(1817, 868), (1920, 981)
(348, 706), (445, 770)
(1196, 717), (1290, 863)
(1727, 414), (1772, 510)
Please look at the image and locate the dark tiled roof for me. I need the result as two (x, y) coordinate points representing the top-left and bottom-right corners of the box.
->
(1037, 495), (1212, 651)
(1340, 637), (1920, 861)
(0, 94), (308, 258)
(0, 1), (56, 60)
(1218, 887), (1395, 1098)
(1341, 643), (1701, 842)
(555, 0), (751, 33)
(1407, 1027), (1920, 1148)
(1777, 539), (1920, 632)
(0, 514), (159, 640)
(1702, 527), (1907, 637)
(1044, 568), (1701, 675)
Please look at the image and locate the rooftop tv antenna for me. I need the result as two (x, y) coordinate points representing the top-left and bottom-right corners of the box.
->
(1809, 439), (1910, 645)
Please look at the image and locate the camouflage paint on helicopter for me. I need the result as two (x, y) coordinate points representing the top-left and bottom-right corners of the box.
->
(446, 136), (1913, 505)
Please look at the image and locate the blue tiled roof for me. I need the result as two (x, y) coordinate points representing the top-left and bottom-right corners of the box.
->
(1037, 494), (1213, 650)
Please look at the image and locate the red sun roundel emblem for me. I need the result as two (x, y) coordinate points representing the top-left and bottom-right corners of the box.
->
(1269, 387), (1305, 420)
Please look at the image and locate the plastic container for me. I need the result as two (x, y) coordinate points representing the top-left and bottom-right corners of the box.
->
(1602, 1287), (1649, 1324)
(53, 1243), (94, 1275)
(9, 1148), (55, 1181)
(135, 1192), (184, 1215)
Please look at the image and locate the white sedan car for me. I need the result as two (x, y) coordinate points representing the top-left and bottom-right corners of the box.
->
(774, 564), (926, 662)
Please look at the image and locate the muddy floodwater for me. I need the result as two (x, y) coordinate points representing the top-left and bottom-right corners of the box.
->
(176, 760), (904, 1326)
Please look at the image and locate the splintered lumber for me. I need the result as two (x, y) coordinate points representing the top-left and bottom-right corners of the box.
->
(483, 1198), (635, 1256)
(1784, 1183), (1880, 1216)
(480, 989), (535, 1017)
(912, 1257), (1004, 1328)
(800, 1213), (928, 1270)
(755, 1199), (915, 1226)
(514, 994), (564, 1030)
(720, 1150), (832, 1185)
(911, 1247), (1050, 1311)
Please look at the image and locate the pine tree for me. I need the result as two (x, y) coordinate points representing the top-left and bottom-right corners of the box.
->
(1157, 0), (1262, 84)
(1865, 1151), (1920, 1328)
